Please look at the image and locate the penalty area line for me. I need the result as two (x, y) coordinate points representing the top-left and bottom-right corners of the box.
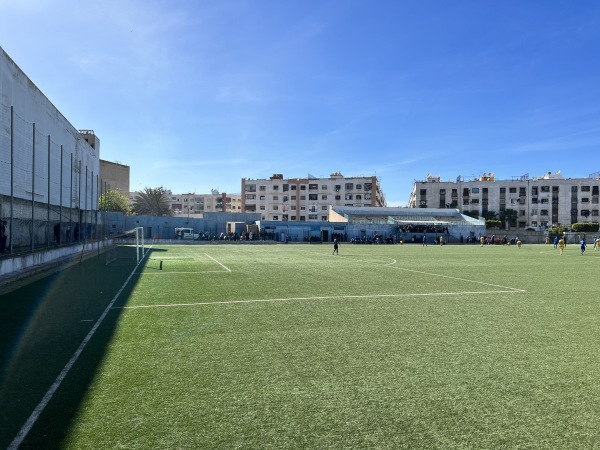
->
(204, 253), (231, 272)
(114, 289), (525, 310)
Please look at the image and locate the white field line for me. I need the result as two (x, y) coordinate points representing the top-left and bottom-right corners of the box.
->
(8, 249), (150, 450)
(114, 290), (524, 310)
(137, 271), (229, 275)
(204, 253), (231, 272)
(383, 262), (525, 292)
(322, 253), (525, 293)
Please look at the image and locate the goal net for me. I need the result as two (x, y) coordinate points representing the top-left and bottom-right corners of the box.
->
(105, 227), (145, 265)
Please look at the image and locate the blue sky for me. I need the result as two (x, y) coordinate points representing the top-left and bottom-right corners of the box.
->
(1, 0), (600, 206)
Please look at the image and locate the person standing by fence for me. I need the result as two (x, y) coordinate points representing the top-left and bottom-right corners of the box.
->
(0, 221), (6, 253)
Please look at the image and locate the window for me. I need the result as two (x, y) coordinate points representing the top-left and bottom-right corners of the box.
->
(245, 194), (255, 199)
(593, 186), (599, 195)
(291, 205), (296, 210)
(582, 210), (590, 217)
(300, 185), (306, 190)
(282, 214), (288, 221)
(272, 206), (279, 211)
(471, 199), (479, 204)
(273, 195), (279, 201)
(321, 216), (327, 221)
(532, 187), (538, 195)
(472, 188), (479, 194)
(509, 187), (517, 193)
(273, 185), (279, 191)
(300, 195), (306, 200)
(291, 185), (297, 191)
(335, 195), (341, 200)
(463, 199), (470, 205)
(541, 198), (548, 204)
(345, 194), (353, 200)
(309, 194), (318, 201)
(260, 205), (265, 210)
(321, 205), (327, 210)
(531, 209), (538, 215)
(309, 184), (318, 190)
(259, 195), (265, 200)
(259, 185), (266, 191)
(321, 195), (327, 200)
(283, 184), (289, 192)
(582, 198), (590, 203)
(335, 185), (341, 192)
(321, 185), (327, 190)
(541, 209), (549, 216)
(300, 206), (306, 211)
(309, 214), (318, 220)
(272, 216), (278, 221)
(532, 197), (538, 204)
(541, 186), (550, 193)
(345, 183), (354, 190)
(463, 188), (470, 196)
(364, 183), (372, 190)
(245, 184), (256, 192)
(519, 187), (526, 196)
(593, 210), (599, 217)
(582, 186), (591, 192)
(300, 216), (305, 221)
(500, 187), (506, 194)
(283, 196), (288, 202)
(356, 184), (362, 190)
(520, 210), (525, 216)
(356, 195), (362, 200)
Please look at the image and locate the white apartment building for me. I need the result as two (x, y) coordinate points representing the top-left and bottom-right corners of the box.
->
(242, 172), (386, 221)
(409, 171), (600, 229)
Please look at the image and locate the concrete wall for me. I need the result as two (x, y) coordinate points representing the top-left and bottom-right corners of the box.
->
(0, 46), (98, 208)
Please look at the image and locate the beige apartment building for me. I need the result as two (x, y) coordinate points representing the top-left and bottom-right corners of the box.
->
(169, 190), (242, 216)
(242, 172), (386, 221)
(99, 159), (130, 194)
(409, 171), (600, 229)
(127, 189), (242, 217)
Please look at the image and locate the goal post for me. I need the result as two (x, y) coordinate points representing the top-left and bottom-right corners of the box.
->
(105, 227), (146, 265)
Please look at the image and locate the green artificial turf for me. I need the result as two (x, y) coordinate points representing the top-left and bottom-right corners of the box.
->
(2, 242), (600, 448)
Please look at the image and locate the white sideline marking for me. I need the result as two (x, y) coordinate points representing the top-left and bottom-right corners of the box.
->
(114, 290), (524, 309)
(204, 253), (231, 272)
(8, 249), (150, 450)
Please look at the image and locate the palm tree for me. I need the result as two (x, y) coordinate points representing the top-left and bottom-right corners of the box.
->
(132, 187), (173, 216)
(500, 208), (518, 228)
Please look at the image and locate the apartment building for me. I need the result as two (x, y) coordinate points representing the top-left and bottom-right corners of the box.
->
(241, 172), (386, 221)
(169, 190), (242, 216)
(99, 159), (130, 194)
(409, 171), (600, 228)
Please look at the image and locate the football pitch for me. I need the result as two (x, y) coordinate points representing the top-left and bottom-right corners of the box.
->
(2, 242), (600, 449)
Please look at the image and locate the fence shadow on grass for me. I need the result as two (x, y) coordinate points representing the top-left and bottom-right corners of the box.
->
(0, 246), (159, 448)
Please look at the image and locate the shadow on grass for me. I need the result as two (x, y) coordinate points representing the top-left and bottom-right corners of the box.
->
(0, 246), (165, 448)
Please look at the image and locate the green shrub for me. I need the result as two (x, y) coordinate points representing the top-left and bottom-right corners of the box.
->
(486, 219), (502, 229)
(571, 222), (599, 232)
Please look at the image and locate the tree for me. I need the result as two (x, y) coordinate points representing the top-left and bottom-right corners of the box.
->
(132, 187), (173, 216)
(483, 210), (497, 221)
(99, 189), (131, 215)
(499, 208), (517, 228)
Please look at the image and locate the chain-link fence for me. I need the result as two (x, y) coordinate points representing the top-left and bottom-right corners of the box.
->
(1, 102), (105, 255)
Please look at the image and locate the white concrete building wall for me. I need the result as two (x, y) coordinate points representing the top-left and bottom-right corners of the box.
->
(0, 46), (98, 209)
